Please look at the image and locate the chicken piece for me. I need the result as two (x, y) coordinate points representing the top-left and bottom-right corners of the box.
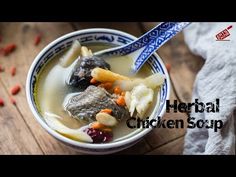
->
(64, 85), (130, 122)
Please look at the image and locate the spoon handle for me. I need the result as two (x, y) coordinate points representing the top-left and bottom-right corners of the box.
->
(95, 22), (190, 57)
(132, 22), (191, 73)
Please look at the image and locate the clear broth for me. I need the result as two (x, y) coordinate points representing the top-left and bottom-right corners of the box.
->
(35, 44), (157, 141)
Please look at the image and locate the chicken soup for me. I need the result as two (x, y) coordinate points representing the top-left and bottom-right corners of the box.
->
(34, 40), (165, 143)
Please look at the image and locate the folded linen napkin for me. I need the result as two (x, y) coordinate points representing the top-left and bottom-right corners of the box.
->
(183, 22), (236, 154)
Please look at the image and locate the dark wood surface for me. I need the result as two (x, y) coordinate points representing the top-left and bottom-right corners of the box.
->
(0, 22), (204, 154)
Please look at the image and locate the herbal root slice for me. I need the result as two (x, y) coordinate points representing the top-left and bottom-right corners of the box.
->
(115, 73), (165, 91)
(59, 40), (81, 67)
(81, 46), (93, 57)
(91, 67), (130, 83)
(96, 112), (118, 127)
(44, 112), (93, 143)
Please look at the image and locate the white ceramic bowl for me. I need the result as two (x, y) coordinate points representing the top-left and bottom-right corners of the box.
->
(26, 28), (170, 154)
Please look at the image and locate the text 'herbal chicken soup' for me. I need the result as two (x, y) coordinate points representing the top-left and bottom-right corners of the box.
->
(34, 40), (165, 144)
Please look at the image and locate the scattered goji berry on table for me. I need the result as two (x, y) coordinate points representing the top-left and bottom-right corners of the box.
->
(3, 43), (16, 56)
(0, 98), (4, 107)
(34, 34), (42, 46)
(10, 84), (21, 95)
(10, 66), (16, 76)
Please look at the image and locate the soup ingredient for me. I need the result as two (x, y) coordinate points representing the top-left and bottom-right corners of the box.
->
(100, 108), (112, 114)
(10, 84), (21, 95)
(83, 127), (113, 143)
(115, 73), (165, 91)
(81, 46), (93, 57)
(91, 121), (106, 130)
(9, 97), (16, 105)
(113, 86), (122, 95)
(91, 67), (130, 83)
(144, 73), (165, 89)
(64, 85), (130, 122)
(124, 92), (131, 108)
(126, 84), (154, 118)
(67, 56), (110, 87)
(102, 128), (112, 132)
(90, 77), (98, 84)
(60, 40), (81, 67)
(3, 43), (16, 56)
(34, 34), (42, 46)
(100, 109), (112, 114)
(98, 82), (113, 90)
(44, 112), (93, 143)
(116, 96), (126, 107)
(10, 66), (16, 76)
(96, 112), (118, 127)
(121, 91), (126, 96)
(0, 98), (4, 107)
(90, 121), (112, 132)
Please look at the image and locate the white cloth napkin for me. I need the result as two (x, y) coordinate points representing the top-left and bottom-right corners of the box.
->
(183, 22), (236, 154)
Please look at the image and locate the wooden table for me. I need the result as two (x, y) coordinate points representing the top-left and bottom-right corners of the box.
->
(0, 22), (204, 154)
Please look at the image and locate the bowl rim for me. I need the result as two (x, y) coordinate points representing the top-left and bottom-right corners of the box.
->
(26, 28), (171, 150)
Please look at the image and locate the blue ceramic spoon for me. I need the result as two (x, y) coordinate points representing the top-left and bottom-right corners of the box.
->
(94, 22), (191, 74)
